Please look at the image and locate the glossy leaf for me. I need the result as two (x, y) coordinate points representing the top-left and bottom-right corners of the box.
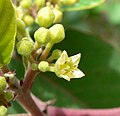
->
(62, 0), (105, 11)
(0, 0), (16, 67)
(9, 29), (120, 114)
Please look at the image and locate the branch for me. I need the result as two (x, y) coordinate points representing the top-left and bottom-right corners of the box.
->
(22, 68), (38, 92)
(17, 92), (44, 116)
(2, 66), (44, 116)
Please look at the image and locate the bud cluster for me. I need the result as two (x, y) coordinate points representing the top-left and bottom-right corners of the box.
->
(0, 74), (15, 115)
(14, 0), (84, 82)
(15, 0), (79, 27)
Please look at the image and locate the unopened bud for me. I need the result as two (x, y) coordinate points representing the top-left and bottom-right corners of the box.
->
(4, 91), (14, 102)
(51, 49), (62, 59)
(53, 8), (63, 23)
(23, 15), (34, 26)
(0, 106), (7, 116)
(31, 63), (38, 71)
(49, 24), (65, 44)
(34, 27), (50, 44)
(0, 76), (7, 91)
(36, 7), (55, 27)
(16, 19), (26, 40)
(38, 61), (50, 72)
(17, 37), (34, 56)
(20, 0), (32, 8)
(47, 49), (62, 62)
(34, 0), (45, 8)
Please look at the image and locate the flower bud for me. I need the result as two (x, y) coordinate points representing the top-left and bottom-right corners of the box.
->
(51, 49), (62, 59)
(23, 15), (34, 26)
(0, 76), (7, 91)
(34, 27), (50, 44)
(38, 61), (50, 72)
(17, 37), (34, 56)
(0, 106), (7, 116)
(4, 91), (14, 102)
(20, 0), (32, 8)
(53, 8), (63, 23)
(16, 19), (26, 40)
(49, 24), (65, 44)
(31, 63), (38, 71)
(16, 6), (23, 19)
(34, 0), (45, 8)
(61, 0), (79, 5)
(36, 7), (55, 27)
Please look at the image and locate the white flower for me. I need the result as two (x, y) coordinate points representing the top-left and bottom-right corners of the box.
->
(54, 50), (85, 81)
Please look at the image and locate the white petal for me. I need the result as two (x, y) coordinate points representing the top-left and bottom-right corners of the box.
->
(55, 50), (68, 65)
(70, 53), (81, 66)
(61, 74), (70, 81)
(72, 68), (85, 79)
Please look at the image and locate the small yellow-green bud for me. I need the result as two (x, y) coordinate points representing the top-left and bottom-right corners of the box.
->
(38, 61), (50, 72)
(61, 0), (79, 5)
(17, 37), (34, 56)
(36, 7), (55, 27)
(4, 91), (14, 102)
(20, 0), (32, 8)
(49, 24), (65, 44)
(0, 76), (7, 91)
(34, 0), (45, 8)
(31, 63), (38, 71)
(23, 15), (34, 26)
(34, 27), (50, 44)
(16, 6), (23, 19)
(53, 8), (63, 23)
(0, 106), (7, 116)
(16, 19), (26, 40)
(51, 49), (62, 59)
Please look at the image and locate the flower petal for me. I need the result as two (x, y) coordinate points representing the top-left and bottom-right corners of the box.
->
(55, 50), (68, 65)
(61, 74), (70, 81)
(69, 53), (81, 67)
(71, 68), (85, 79)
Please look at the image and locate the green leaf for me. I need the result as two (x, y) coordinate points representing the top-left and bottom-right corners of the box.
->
(62, 0), (106, 11)
(0, 0), (16, 67)
(9, 29), (120, 112)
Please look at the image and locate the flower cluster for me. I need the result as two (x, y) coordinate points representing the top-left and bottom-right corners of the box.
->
(15, 0), (84, 81)
(0, 74), (15, 115)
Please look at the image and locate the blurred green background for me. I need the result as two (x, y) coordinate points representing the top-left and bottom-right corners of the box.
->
(8, 0), (120, 114)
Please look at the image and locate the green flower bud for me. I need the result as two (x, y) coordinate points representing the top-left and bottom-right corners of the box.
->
(49, 24), (65, 44)
(34, 0), (45, 8)
(16, 19), (26, 41)
(53, 8), (63, 23)
(20, 0), (32, 8)
(17, 37), (34, 56)
(38, 61), (50, 72)
(0, 106), (7, 116)
(16, 6), (23, 19)
(0, 76), (7, 91)
(61, 0), (79, 5)
(31, 63), (38, 71)
(23, 15), (34, 26)
(4, 91), (14, 102)
(51, 49), (62, 59)
(34, 27), (50, 44)
(47, 49), (62, 62)
(36, 7), (55, 27)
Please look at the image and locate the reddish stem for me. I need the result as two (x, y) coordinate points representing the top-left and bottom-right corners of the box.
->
(17, 92), (44, 116)
(22, 69), (38, 92)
